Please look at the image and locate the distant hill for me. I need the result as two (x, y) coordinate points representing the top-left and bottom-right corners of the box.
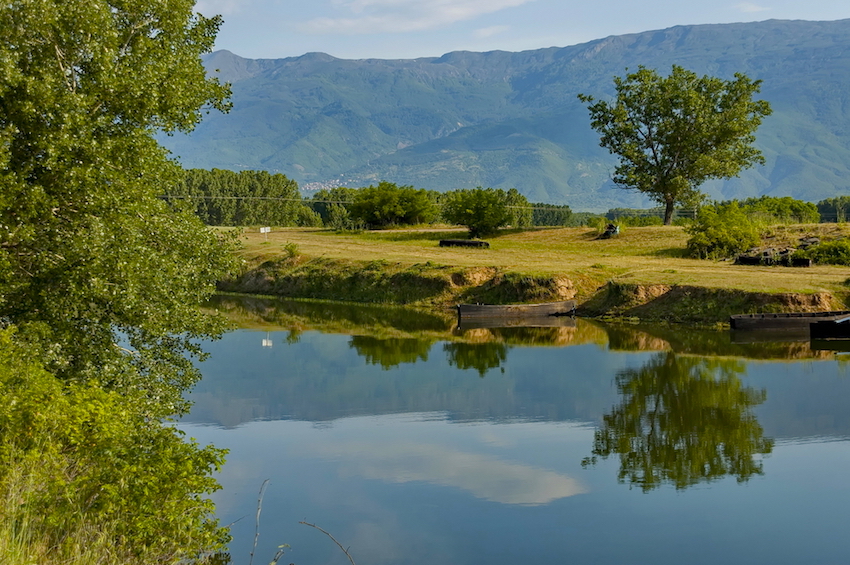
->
(161, 19), (850, 210)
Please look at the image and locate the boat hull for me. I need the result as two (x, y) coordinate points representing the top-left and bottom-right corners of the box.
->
(729, 310), (850, 331)
(457, 300), (576, 319)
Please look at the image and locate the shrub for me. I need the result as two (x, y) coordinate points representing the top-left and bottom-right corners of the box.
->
(326, 203), (363, 231)
(570, 212), (607, 227)
(686, 202), (762, 259)
(795, 240), (850, 265)
(0, 328), (227, 563)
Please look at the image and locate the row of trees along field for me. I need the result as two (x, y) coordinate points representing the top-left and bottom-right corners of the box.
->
(171, 174), (578, 234)
(172, 169), (848, 233)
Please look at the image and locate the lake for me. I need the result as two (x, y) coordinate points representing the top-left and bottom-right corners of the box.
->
(180, 296), (850, 565)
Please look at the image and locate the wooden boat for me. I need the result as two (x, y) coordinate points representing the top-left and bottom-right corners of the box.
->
(729, 310), (850, 331)
(457, 300), (576, 320)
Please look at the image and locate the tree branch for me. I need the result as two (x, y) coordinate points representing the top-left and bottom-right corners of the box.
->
(300, 521), (357, 565)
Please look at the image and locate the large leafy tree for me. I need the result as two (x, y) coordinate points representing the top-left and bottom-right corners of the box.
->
(579, 66), (772, 224)
(0, 0), (235, 415)
(349, 181), (439, 228)
(442, 187), (529, 238)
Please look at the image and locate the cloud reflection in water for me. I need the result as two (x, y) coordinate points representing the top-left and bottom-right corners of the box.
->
(311, 440), (586, 505)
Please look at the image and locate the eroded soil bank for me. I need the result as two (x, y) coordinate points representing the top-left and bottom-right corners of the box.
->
(218, 256), (847, 325)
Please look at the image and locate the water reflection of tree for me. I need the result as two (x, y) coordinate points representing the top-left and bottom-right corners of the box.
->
(349, 336), (432, 369)
(585, 353), (773, 491)
(443, 342), (508, 377)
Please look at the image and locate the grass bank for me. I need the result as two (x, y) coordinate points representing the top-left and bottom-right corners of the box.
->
(219, 225), (850, 324)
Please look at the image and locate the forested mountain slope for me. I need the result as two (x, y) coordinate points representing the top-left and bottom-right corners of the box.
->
(161, 19), (850, 210)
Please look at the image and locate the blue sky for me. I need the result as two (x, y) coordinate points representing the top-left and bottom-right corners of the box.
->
(194, 0), (850, 60)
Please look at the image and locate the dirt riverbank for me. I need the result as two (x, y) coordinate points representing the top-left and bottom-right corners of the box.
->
(218, 254), (846, 325)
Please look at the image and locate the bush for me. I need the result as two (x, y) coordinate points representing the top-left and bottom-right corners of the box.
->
(326, 203), (363, 231)
(0, 328), (228, 563)
(570, 212), (607, 227)
(686, 202), (763, 259)
(795, 240), (850, 265)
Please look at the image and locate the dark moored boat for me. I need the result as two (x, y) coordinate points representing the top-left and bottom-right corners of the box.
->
(457, 300), (576, 320)
(729, 310), (850, 331)
(810, 315), (850, 340)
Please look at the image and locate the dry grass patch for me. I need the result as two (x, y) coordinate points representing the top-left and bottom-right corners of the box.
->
(231, 226), (850, 299)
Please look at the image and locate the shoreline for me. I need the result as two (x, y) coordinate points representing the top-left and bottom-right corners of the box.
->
(218, 254), (844, 325)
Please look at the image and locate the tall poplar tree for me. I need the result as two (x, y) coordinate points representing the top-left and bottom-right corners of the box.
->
(579, 66), (772, 224)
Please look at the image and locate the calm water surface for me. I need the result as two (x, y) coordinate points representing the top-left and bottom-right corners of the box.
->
(180, 297), (850, 565)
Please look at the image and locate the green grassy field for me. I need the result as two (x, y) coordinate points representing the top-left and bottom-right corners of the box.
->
(234, 224), (850, 298)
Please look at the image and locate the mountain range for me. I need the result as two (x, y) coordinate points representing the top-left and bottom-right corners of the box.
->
(161, 19), (850, 211)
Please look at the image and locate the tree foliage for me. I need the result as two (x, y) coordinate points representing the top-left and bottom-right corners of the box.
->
(172, 168), (303, 226)
(0, 329), (228, 563)
(0, 0), (236, 414)
(531, 203), (573, 226)
(739, 195), (819, 223)
(817, 196), (850, 223)
(349, 181), (439, 228)
(686, 201), (763, 259)
(441, 187), (529, 238)
(504, 188), (532, 228)
(579, 65), (772, 224)
(795, 240), (850, 266)
(310, 186), (358, 227)
(0, 1), (234, 557)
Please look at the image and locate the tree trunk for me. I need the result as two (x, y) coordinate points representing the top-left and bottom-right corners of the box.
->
(663, 199), (675, 225)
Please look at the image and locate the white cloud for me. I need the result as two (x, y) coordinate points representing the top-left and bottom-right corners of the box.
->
(302, 0), (534, 34)
(474, 25), (510, 38)
(735, 3), (771, 13)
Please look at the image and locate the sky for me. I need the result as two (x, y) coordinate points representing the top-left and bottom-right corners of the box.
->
(194, 0), (850, 60)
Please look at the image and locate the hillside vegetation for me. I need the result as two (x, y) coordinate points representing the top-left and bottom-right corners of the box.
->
(163, 19), (850, 210)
